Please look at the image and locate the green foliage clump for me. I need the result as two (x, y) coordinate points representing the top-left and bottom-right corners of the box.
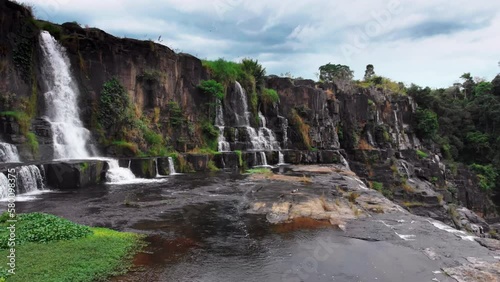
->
(111, 140), (139, 155)
(370, 181), (393, 199)
(291, 109), (311, 149)
(371, 181), (384, 191)
(416, 149), (429, 159)
(241, 58), (266, 91)
(202, 59), (242, 86)
(470, 164), (498, 191)
(34, 20), (62, 40)
(199, 80), (225, 100)
(261, 88), (279, 105)
(0, 213), (92, 248)
(165, 101), (185, 127)
(318, 63), (353, 82)
(98, 78), (132, 130)
(202, 121), (219, 151)
(207, 160), (219, 172)
(0, 111), (30, 135)
(415, 108), (438, 139)
(234, 150), (243, 167)
(26, 132), (39, 155)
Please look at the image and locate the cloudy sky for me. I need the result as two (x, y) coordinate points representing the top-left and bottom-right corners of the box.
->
(21, 0), (500, 88)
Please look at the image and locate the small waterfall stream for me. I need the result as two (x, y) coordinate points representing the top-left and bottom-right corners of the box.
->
(0, 173), (10, 199)
(216, 104), (231, 152)
(278, 151), (286, 165)
(39, 31), (91, 159)
(0, 142), (20, 162)
(168, 157), (177, 175)
(1, 166), (45, 200)
(17, 165), (45, 194)
(340, 155), (351, 171)
(105, 159), (136, 182)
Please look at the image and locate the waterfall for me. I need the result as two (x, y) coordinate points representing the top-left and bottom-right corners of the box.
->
(278, 151), (285, 165)
(216, 104), (231, 152)
(0, 142), (20, 163)
(367, 131), (376, 147)
(0, 174), (10, 199)
(39, 31), (91, 160)
(17, 165), (44, 194)
(233, 82), (251, 126)
(168, 157), (177, 175)
(105, 159), (136, 183)
(256, 112), (280, 150)
(392, 110), (402, 148)
(260, 152), (268, 166)
(228, 82), (280, 151)
(340, 155), (351, 171)
(155, 158), (161, 177)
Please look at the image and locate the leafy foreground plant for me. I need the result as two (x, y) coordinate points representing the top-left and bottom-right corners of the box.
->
(0, 213), (143, 282)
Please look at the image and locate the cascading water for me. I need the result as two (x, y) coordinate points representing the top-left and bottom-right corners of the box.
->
(39, 31), (91, 160)
(105, 159), (136, 183)
(0, 174), (10, 199)
(168, 157), (177, 175)
(340, 155), (351, 171)
(155, 158), (161, 177)
(367, 131), (376, 147)
(0, 142), (20, 163)
(17, 165), (44, 194)
(259, 152), (268, 167)
(278, 151), (286, 165)
(38, 31), (139, 183)
(256, 112), (280, 150)
(216, 104), (231, 152)
(228, 82), (280, 151)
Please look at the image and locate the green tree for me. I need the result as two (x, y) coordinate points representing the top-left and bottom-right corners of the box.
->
(318, 63), (353, 83)
(415, 108), (438, 139)
(241, 59), (266, 92)
(364, 64), (375, 81)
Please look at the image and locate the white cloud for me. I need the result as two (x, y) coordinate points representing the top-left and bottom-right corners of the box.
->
(20, 0), (500, 88)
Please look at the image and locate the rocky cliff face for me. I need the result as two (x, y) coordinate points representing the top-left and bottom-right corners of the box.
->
(0, 0), (496, 224)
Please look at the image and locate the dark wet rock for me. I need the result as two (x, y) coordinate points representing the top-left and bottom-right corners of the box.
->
(44, 160), (106, 189)
(129, 158), (156, 178)
(184, 154), (210, 172)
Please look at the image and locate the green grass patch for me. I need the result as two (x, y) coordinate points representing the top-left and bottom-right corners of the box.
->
(26, 132), (38, 155)
(261, 88), (279, 105)
(416, 149), (429, 159)
(0, 111), (30, 135)
(234, 150), (243, 167)
(246, 168), (272, 175)
(0, 213), (142, 282)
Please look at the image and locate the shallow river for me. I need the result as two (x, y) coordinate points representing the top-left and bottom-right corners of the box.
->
(14, 172), (458, 281)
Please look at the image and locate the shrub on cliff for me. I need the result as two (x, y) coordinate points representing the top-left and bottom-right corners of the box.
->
(98, 78), (132, 130)
(261, 88), (279, 105)
(470, 164), (498, 191)
(198, 80), (224, 100)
